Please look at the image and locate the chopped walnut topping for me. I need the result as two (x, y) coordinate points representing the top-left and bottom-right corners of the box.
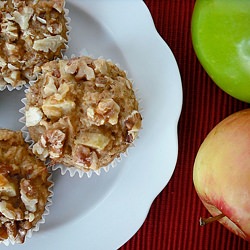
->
(1, 17), (18, 42)
(7, 63), (18, 70)
(47, 21), (63, 35)
(32, 142), (49, 161)
(0, 0), (68, 87)
(51, 0), (64, 13)
(0, 57), (7, 68)
(46, 129), (66, 158)
(33, 35), (66, 53)
(0, 174), (16, 197)
(26, 56), (142, 171)
(125, 111), (142, 131)
(36, 16), (47, 25)
(38, 0), (64, 13)
(27, 213), (35, 222)
(72, 144), (98, 170)
(86, 107), (105, 126)
(34, 129), (66, 160)
(5, 221), (26, 244)
(25, 106), (43, 127)
(13, 6), (34, 30)
(96, 98), (120, 125)
(65, 57), (95, 81)
(40, 78), (75, 119)
(0, 129), (51, 244)
(0, 201), (19, 220)
(125, 111), (142, 143)
(93, 58), (108, 75)
(20, 179), (38, 213)
(0, 1), (7, 9)
(86, 98), (120, 126)
(5, 43), (18, 56)
(43, 76), (58, 97)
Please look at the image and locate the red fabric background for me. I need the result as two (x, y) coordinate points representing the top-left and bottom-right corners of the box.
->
(120, 1), (250, 249)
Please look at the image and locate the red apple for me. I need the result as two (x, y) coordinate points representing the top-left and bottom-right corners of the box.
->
(193, 109), (250, 241)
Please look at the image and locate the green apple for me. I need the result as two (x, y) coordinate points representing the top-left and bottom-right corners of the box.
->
(191, 0), (250, 103)
(193, 109), (250, 241)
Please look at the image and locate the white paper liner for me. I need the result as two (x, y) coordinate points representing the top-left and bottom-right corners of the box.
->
(59, 5), (71, 59)
(0, 83), (30, 92)
(52, 149), (131, 178)
(1, 170), (54, 246)
(0, 2), (71, 92)
(19, 53), (143, 178)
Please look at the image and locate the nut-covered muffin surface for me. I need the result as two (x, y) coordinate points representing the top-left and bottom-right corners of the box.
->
(25, 56), (142, 171)
(0, 0), (68, 87)
(0, 129), (51, 244)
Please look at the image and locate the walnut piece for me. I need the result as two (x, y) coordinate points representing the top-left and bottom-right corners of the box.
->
(0, 201), (19, 220)
(20, 179), (38, 213)
(33, 129), (66, 160)
(13, 6), (34, 30)
(0, 0), (68, 87)
(72, 144), (98, 170)
(0, 174), (16, 197)
(64, 57), (95, 80)
(1, 18), (18, 42)
(25, 106), (43, 127)
(96, 98), (120, 125)
(93, 58), (108, 75)
(33, 35), (66, 53)
(125, 110), (142, 143)
(43, 76), (58, 97)
(32, 142), (49, 161)
(87, 99), (120, 126)
(41, 77), (75, 119)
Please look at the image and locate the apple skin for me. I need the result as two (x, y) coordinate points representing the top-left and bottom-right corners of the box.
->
(193, 109), (250, 241)
(191, 0), (250, 103)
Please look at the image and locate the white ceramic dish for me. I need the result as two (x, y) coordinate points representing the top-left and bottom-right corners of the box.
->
(0, 0), (182, 249)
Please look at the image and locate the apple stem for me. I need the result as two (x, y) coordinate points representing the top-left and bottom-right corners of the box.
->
(199, 213), (225, 226)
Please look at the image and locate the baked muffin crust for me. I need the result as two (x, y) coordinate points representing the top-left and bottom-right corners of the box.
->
(0, 129), (51, 244)
(0, 0), (68, 87)
(25, 56), (142, 171)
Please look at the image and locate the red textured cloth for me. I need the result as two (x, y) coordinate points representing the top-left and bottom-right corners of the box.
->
(120, 1), (250, 250)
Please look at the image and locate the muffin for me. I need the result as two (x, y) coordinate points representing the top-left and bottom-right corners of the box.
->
(25, 56), (142, 173)
(0, 129), (52, 244)
(0, 0), (68, 88)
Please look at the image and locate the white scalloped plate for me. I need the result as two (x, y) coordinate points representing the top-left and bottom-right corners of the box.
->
(0, 1), (182, 249)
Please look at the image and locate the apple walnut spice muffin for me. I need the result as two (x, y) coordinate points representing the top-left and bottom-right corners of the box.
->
(0, 129), (51, 244)
(25, 56), (142, 172)
(0, 0), (68, 87)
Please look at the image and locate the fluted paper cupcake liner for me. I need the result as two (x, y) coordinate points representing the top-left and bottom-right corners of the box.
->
(52, 149), (131, 178)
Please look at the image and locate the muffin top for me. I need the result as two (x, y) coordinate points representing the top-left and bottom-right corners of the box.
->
(25, 56), (142, 171)
(0, 0), (68, 87)
(0, 129), (51, 244)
